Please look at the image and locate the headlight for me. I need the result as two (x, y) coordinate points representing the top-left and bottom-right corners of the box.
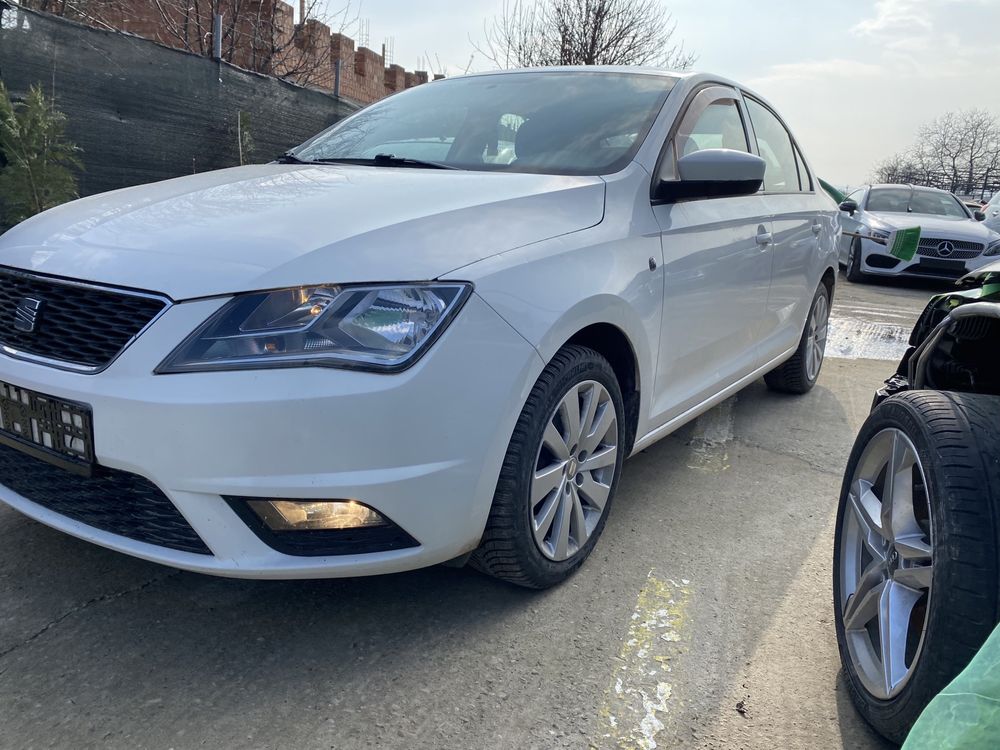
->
(868, 228), (891, 245)
(156, 283), (471, 373)
(986, 239), (1000, 256)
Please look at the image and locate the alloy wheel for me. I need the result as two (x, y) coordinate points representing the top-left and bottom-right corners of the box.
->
(838, 428), (933, 700)
(805, 292), (829, 382)
(530, 380), (618, 561)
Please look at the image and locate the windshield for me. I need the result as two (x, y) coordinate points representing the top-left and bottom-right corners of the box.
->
(292, 71), (677, 175)
(866, 187), (969, 218)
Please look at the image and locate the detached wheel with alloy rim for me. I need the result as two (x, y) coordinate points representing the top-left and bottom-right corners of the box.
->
(834, 391), (1000, 744)
(764, 283), (830, 394)
(472, 345), (625, 588)
(846, 236), (867, 283)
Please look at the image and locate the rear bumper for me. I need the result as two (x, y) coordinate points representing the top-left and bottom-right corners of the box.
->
(0, 293), (544, 578)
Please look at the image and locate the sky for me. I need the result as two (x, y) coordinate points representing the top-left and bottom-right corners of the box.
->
(321, 0), (1000, 188)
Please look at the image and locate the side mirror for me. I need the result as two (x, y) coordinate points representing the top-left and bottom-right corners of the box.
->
(654, 149), (765, 203)
(974, 210), (986, 222)
(839, 199), (859, 216)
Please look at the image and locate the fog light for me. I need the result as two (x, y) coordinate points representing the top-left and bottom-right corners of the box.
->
(247, 500), (387, 531)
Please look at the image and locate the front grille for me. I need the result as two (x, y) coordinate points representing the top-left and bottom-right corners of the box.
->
(917, 237), (984, 260)
(0, 442), (211, 555)
(0, 267), (168, 370)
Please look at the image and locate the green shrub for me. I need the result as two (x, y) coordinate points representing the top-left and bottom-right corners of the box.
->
(0, 82), (82, 226)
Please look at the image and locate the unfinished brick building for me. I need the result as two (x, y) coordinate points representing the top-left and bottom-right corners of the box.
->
(21, 0), (437, 104)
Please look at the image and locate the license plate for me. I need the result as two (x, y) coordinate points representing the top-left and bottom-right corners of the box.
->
(918, 258), (966, 273)
(0, 381), (95, 476)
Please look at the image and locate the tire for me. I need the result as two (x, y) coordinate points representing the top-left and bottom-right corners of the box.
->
(845, 236), (867, 283)
(471, 345), (626, 589)
(833, 391), (1000, 745)
(764, 283), (830, 394)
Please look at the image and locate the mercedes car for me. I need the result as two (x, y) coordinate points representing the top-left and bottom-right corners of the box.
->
(0, 68), (838, 588)
(838, 184), (1000, 283)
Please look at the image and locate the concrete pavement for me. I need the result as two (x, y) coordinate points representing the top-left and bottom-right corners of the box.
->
(0, 272), (948, 749)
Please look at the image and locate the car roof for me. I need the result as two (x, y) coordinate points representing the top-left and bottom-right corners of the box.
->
(867, 183), (954, 195)
(452, 65), (692, 80)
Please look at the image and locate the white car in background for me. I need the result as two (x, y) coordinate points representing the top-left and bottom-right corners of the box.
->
(838, 184), (1000, 282)
(984, 191), (1000, 234)
(0, 68), (839, 589)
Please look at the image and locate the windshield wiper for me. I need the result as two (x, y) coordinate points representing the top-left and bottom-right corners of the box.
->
(276, 151), (310, 164)
(275, 153), (459, 170)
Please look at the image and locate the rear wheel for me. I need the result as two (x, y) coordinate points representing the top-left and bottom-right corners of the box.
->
(846, 236), (867, 283)
(834, 391), (1000, 744)
(472, 345), (625, 589)
(764, 283), (829, 394)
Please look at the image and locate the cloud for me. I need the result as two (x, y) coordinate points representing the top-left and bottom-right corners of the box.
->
(747, 58), (882, 88)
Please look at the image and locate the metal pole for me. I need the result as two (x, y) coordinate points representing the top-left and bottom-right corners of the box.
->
(212, 14), (222, 61)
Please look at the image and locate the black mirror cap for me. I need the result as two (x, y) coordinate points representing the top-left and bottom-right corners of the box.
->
(839, 199), (859, 215)
(974, 210), (986, 221)
(653, 177), (763, 204)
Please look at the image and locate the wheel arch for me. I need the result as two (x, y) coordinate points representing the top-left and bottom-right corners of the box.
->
(563, 322), (641, 455)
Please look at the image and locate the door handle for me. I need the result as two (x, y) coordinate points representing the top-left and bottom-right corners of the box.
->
(755, 230), (773, 246)
(811, 221), (822, 235)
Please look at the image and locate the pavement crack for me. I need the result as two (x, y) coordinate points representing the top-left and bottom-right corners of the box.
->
(0, 570), (179, 661)
(728, 436), (843, 478)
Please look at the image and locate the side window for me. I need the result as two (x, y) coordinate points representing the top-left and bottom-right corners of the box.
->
(677, 100), (750, 158)
(745, 98), (801, 193)
(847, 188), (865, 205)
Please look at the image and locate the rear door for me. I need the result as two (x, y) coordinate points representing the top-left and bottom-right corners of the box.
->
(649, 85), (774, 423)
(742, 95), (829, 364)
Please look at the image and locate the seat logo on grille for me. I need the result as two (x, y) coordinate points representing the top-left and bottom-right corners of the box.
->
(13, 297), (45, 333)
(936, 241), (956, 258)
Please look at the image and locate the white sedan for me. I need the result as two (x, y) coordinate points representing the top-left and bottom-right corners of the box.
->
(838, 184), (1000, 282)
(0, 68), (838, 588)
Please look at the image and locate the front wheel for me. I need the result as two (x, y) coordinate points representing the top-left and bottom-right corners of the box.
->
(845, 236), (867, 283)
(472, 345), (625, 589)
(834, 391), (1000, 744)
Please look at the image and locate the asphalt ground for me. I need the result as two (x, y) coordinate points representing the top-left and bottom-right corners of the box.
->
(0, 270), (952, 749)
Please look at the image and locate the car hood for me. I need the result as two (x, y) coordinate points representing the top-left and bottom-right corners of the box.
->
(962, 258), (1000, 283)
(866, 211), (997, 241)
(0, 164), (605, 299)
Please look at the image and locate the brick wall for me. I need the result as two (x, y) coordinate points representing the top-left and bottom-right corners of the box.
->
(21, 0), (433, 105)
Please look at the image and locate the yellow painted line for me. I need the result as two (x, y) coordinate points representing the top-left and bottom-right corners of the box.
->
(594, 571), (691, 750)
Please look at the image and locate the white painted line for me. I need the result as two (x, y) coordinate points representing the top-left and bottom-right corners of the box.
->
(596, 572), (691, 750)
(826, 315), (910, 361)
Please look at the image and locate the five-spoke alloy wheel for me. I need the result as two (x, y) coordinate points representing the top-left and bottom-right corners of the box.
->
(834, 391), (1000, 744)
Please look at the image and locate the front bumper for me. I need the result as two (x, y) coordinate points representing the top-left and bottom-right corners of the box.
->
(858, 238), (996, 281)
(0, 293), (543, 578)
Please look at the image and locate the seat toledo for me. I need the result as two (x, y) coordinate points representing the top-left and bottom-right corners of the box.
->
(0, 68), (839, 588)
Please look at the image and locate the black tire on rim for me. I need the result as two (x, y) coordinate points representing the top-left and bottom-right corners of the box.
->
(833, 390), (1000, 744)
(471, 345), (626, 589)
(764, 283), (830, 395)
(846, 236), (867, 283)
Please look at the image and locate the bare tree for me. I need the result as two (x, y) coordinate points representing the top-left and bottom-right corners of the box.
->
(872, 109), (1000, 199)
(476, 0), (695, 70)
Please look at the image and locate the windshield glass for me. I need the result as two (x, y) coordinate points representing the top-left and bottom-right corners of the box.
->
(867, 187), (969, 218)
(293, 71), (677, 175)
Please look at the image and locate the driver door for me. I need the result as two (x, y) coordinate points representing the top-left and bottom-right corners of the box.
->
(649, 86), (774, 423)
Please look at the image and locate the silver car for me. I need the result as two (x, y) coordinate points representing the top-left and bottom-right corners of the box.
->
(984, 191), (1000, 234)
(838, 184), (1000, 282)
